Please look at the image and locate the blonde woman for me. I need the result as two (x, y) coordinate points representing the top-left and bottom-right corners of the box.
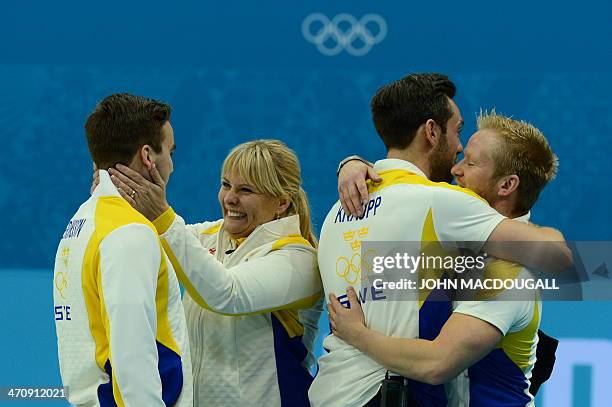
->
(106, 139), (323, 407)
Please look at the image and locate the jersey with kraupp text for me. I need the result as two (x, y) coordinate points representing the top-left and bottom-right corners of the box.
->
(310, 158), (506, 407)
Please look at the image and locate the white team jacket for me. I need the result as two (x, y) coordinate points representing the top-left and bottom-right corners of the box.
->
(53, 171), (192, 407)
(449, 212), (541, 407)
(154, 209), (323, 407)
(310, 159), (506, 407)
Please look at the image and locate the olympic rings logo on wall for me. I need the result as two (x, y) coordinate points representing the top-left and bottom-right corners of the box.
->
(302, 13), (387, 57)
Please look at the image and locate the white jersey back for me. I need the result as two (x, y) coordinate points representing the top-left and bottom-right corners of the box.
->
(310, 159), (505, 407)
(53, 171), (192, 407)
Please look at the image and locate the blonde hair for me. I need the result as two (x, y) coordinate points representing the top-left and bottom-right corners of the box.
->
(477, 110), (559, 212)
(221, 139), (318, 247)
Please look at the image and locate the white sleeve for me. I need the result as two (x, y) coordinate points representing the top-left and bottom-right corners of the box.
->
(453, 299), (533, 335)
(162, 215), (321, 315)
(432, 187), (506, 252)
(99, 224), (165, 407)
(152, 206), (220, 238)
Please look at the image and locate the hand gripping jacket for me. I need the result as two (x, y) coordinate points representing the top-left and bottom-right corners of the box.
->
(153, 209), (323, 407)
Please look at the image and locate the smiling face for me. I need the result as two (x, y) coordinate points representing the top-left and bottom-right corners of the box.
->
(218, 170), (284, 239)
(451, 129), (501, 204)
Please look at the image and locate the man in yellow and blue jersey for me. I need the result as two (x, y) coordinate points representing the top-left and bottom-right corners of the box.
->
(53, 94), (192, 406)
(327, 111), (559, 407)
(310, 73), (569, 407)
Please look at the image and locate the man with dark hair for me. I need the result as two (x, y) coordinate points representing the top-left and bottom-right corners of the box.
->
(53, 93), (192, 406)
(371, 73), (459, 183)
(328, 111), (559, 407)
(85, 93), (175, 183)
(309, 73), (570, 407)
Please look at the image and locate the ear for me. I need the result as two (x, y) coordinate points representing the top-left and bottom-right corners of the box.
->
(139, 145), (155, 170)
(277, 197), (291, 216)
(424, 119), (440, 147)
(498, 175), (520, 197)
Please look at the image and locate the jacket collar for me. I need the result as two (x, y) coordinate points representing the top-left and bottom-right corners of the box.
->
(92, 170), (122, 198)
(217, 215), (303, 261)
(373, 158), (428, 179)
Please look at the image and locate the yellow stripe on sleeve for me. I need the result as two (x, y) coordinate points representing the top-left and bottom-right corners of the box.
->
(152, 207), (176, 235)
(499, 293), (541, 371)
(154, 246), (181, 356)
(201, 223), (222, 235)
(271, 234), (313, 250)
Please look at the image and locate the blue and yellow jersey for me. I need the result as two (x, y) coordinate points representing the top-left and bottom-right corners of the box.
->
(450, 213), (540, 407)
(53, 170), (192, 407)
(154, 209), (322, 407)
(311, 158), (506, 407)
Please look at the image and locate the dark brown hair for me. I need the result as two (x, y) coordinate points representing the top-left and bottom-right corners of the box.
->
(85, 93), (171, 169)
(371, 73), (456, 150)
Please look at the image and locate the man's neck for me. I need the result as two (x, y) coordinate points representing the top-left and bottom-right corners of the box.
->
(127, 157), (153, 182)
(492, 199), (527, 219)
(387, 148), (431, 179)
